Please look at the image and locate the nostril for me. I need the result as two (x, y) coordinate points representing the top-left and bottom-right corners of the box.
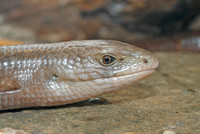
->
(143, 58), (148, 63)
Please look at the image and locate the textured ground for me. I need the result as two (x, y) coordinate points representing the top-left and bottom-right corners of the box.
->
(0, 52), (199, 134)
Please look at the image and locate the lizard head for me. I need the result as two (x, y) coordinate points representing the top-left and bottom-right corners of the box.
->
(53, 40), (159, 100)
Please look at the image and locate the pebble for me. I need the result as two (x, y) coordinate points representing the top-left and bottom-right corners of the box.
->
(163, 130), (176, 134)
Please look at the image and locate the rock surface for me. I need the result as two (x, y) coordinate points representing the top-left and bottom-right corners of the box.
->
(0, 52), (199, 134)
(0, 127), (30, 134)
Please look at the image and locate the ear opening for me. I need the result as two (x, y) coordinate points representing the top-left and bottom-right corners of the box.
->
(51, 73), (58, 80)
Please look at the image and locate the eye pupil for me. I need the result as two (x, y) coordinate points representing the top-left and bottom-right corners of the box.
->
(104, 57), (110, 63)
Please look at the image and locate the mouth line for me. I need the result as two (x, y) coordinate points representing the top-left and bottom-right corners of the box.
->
(115, 68), (157, 78)
(133, 68), (156, 74)
(92, 68), (156, 82)
(84, 68), (156, 87)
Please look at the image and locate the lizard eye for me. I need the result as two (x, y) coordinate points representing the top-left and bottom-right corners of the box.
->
(101, 55), (116, 65)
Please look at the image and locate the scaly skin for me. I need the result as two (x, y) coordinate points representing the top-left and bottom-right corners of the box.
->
(0, 40), (159, 110)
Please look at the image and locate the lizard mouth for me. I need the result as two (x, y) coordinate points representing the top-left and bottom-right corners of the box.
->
(131, 69), (156, 79)
(120, 68), (156, 80)
(112, 67), (157, 79)
(105, 69), (156, 88)
(93, 68), (156, 85)
(133, 68), (156, 75)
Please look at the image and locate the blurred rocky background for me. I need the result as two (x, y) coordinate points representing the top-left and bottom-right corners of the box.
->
(0, 1), (200, 134)
(0, 0), (200, 50)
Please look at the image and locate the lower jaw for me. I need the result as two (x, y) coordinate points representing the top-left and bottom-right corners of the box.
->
(108, 69), (156, 88)
(132, 69), (156, 81)
(114, 69), (156, 80)
(134, 69), (156, 77)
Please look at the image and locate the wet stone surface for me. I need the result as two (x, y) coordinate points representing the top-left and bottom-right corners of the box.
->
(0, 52), (199, 134)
